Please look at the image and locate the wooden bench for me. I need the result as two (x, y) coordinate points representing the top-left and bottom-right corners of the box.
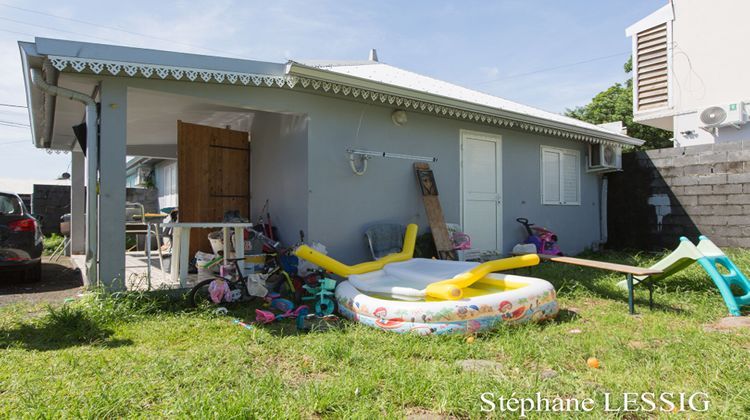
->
(537, 255), (664, 314)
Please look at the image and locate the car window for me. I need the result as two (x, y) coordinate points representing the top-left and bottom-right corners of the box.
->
(0, 194), (22, 215)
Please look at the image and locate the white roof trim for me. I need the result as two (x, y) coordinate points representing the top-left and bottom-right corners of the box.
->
(38, 51), (643, 148)
(626, 3), (674, 37)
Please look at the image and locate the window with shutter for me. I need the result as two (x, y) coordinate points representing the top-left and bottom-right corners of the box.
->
(635, 23), (669, 111)
(541, 146), (580, 206)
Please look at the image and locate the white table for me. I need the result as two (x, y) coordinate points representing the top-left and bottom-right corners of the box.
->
(162, 222), (254, 287)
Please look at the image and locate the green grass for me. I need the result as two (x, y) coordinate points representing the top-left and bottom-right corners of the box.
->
(42, 233), (65, 256)
(1, 250), (750, 418)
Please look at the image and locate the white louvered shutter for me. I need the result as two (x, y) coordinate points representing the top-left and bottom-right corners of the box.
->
(636, 23), (669, 111)
(561, 151), (580, 205)
(542, 148), (561, 205)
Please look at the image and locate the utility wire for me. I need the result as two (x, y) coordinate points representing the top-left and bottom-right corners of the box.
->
(0, 103), (27, 108)
(0, 140), (29, 146)
(0, 121), (30, 128)
(0, 28), (36, 38)
(0, 16), (125, 44)
(0, 3), (243, 57)
(473, 51), (631, 85)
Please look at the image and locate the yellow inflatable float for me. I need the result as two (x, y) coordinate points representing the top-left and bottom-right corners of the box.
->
(294, 224), (558, 335)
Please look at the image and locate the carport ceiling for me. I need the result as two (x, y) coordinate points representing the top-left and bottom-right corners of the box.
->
(51, 74), (258, 150)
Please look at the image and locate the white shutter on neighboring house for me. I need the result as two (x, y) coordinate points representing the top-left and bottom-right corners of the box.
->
(541, 146), (580, 206)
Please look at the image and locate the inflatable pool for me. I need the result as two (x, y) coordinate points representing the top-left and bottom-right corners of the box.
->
(335, 259), (558, 335)
(294, 224), (559, 335)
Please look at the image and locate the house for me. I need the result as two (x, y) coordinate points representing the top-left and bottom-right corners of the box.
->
(19, 37), (643, 290)
(126, 157), (177, 210)
(626, 0), (750, 147)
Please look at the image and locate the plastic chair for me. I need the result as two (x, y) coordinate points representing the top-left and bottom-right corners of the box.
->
(364, 223), (406, 260)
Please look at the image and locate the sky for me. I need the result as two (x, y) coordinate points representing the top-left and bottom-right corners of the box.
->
(0, 0), (663, 181)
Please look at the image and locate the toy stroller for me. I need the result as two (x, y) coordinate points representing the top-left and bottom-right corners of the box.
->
(516, 218), (563, 256)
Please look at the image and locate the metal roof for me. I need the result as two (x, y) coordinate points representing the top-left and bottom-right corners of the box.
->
(307, 61), (641, 144)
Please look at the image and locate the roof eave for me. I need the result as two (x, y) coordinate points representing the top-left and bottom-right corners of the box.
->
(287, 62), (644, 147)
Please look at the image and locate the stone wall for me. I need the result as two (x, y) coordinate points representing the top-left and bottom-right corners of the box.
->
(608, 140), (750, 250)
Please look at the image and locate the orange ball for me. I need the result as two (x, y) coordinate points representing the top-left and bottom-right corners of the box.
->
(586, 357), (600, 369)
(466, 336), (475, 344)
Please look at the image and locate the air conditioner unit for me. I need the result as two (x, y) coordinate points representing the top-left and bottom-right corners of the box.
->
(588, 143), (621, 172)
(699, 102), (747, 129)
(134, 167), (151, 187)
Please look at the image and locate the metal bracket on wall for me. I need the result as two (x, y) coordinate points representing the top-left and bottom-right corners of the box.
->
(346, 148), (437, 176)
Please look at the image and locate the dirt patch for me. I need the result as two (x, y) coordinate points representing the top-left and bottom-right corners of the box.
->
(0, 256), (84, 306)
(704, 316), (750, 332)
(405, 408), (456, 420)
(456, 359), (504, 376)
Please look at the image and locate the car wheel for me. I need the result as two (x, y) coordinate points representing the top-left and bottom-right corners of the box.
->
(24, 262), (42, 283)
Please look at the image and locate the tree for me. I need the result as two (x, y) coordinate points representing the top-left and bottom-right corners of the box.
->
(565, 58), (673, 150)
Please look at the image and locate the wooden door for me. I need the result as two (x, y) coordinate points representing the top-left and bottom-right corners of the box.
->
(178, 121), (249, 256)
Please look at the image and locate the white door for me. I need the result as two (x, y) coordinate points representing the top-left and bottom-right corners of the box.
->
(461, 130), (502, 251)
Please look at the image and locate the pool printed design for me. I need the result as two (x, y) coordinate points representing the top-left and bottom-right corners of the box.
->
(337, 289), (559, 335)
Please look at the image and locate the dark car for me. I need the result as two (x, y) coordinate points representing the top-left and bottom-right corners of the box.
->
(0, 191), (43, 281)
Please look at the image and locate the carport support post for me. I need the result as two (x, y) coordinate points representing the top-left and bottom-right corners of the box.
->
(70, 151), (85, 255)
(98, 80), (127, 291)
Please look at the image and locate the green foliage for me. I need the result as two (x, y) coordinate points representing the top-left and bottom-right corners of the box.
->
(42, 234), (65, 256)
(566, 57), (672, 150)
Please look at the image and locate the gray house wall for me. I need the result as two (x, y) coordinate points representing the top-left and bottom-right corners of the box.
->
(303, 95), (602, 262)
(123, 78), (604, 263)
(250, 111), (309, 245)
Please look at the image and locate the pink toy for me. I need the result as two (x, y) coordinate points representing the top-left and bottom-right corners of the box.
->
(208, 279), (230, 303)
(255, 305), (310, 324)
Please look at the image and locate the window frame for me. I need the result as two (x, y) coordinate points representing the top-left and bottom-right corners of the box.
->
(540, 145), (581, 206)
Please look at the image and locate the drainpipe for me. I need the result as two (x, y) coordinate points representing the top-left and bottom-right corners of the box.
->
(600, 176), (608, 247)
(30, 68), (99, 285)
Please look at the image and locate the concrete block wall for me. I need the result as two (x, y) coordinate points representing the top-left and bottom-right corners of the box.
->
(31, 184), (70, 235)
(30, 185), (160, 237)
(608, 140), (750, 249)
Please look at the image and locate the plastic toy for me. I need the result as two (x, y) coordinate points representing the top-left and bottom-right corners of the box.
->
(587, 357), (600, 369)
(516, 218), (562, 256)
(302, 278), (337, 316)
(616, 235), (750, 316)
(294, 224), (560, 335)
(255, 305), (309, 324)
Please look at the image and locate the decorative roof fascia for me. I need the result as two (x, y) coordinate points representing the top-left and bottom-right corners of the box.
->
(48, 55), (633, 147)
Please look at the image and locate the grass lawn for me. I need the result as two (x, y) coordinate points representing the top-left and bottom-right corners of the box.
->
(1, 249), (749, 418)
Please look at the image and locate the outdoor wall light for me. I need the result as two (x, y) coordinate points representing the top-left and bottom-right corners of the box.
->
(391, 109), (408, 126)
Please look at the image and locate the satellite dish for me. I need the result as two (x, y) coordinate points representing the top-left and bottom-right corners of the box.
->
(700, 106), (727, 126)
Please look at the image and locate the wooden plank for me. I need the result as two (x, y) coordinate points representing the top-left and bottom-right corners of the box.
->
(538, 254), (663, 276)
(178, 121), (250, 256)
(414, 162), (456, 260)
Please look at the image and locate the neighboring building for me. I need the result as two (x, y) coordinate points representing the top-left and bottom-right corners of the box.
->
(126, 157), (177, 209)
(626, 0), (750, 146)
(19, 37), (642, 289)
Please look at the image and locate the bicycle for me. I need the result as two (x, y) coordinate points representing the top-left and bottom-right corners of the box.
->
(187, 236), (296, 307)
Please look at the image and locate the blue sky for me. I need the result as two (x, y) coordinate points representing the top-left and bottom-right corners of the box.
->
(0, 0), (662, 180)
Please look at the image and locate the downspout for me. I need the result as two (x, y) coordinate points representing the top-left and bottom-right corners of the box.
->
(30, 68), (99, 285)
(600, 175), (608, 247)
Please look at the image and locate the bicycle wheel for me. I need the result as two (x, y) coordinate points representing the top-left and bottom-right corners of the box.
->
(187, 279), (215, 307)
